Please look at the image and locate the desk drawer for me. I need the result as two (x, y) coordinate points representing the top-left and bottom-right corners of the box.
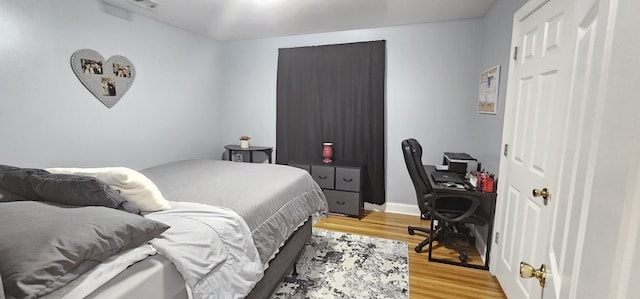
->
(324, 190), (360, 216)
(311, 165), (334, 189)
(335, 167), (360, 192)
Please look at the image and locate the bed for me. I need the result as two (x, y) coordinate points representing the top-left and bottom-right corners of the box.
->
(0, 159), (328, 299)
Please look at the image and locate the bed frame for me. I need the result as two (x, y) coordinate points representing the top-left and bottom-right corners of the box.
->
(246, 217), (312, 299)
(83, 217), (312, 299)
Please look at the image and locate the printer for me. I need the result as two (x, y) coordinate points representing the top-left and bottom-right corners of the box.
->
(442, 152), (479, 174)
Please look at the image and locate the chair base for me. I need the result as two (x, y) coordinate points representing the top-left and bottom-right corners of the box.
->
(408, 226), (432, 253)
(408, 222), (475, 264)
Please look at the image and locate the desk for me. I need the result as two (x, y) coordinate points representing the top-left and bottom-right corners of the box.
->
(224, 145), (273, 163)
(423, 165), (497, 270)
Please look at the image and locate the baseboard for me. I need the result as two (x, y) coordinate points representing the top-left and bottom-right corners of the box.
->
(364, 202), (421, 216)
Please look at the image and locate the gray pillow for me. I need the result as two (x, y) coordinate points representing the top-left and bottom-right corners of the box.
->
(0, 165), (48, 200)
(0, 165), (140, 215)
(0, 201), (170, 299)
(0, 188), (27, 202)
(29, 172), (141, 215)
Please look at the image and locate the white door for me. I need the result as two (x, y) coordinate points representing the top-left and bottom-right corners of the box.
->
(541, 0), (636, 298)
(538, 0), (600, 297)
(492, 0), (576, 297)
(493, 0), (634, 298)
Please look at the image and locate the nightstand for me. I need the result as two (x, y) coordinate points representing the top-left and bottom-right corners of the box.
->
(289, 161), (364, 218)
(224, 145), (273, 163)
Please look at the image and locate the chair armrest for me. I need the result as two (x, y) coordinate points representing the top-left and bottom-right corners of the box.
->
(426, 192), (482, 223)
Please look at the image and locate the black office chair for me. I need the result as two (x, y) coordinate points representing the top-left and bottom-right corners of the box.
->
(401, 138), (488, 263)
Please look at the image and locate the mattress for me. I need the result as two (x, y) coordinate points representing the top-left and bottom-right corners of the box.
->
(39, 245), (159, 299)
(84, 255), (187, 299)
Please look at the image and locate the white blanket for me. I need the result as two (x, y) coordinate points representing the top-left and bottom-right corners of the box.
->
(146, 201), (263, 299)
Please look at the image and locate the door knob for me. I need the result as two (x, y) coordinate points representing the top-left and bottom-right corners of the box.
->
(532, 188), (551, 205)
(520, 262), (546, 287)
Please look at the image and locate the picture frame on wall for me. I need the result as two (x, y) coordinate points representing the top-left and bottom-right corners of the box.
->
(478, 65), (500, 114)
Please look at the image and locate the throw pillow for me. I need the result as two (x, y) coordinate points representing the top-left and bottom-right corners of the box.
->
(46, 167), (171, 211)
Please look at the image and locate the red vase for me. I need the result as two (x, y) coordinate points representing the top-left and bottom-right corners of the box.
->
(322, 142), (333, 163)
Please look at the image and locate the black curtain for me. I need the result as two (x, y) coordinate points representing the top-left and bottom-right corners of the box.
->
(276, 40), (386, 205)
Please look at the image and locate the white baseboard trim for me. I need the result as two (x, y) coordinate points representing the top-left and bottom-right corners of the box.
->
(364, 202), (421, 216)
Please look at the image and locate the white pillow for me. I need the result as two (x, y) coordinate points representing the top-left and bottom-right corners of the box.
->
(45, 167), (171, 212)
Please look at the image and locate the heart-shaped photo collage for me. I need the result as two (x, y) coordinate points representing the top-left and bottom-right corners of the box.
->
(70, 49), (136, 108)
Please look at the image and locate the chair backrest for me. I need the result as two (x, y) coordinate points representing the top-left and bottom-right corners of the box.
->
(401, 139), (433, 214)
(401, 138), (484, 224)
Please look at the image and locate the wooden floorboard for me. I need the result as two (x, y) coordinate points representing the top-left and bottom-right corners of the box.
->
(313, 210), (506, 299)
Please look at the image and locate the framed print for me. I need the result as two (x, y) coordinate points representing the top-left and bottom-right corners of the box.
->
(478, 65), (500, 114)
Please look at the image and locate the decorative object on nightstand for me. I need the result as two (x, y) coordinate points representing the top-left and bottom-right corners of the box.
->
(322, 142), (333, 163)
(240, 136), (250, 149)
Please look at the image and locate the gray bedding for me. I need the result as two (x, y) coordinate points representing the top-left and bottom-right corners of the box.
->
(141, 159), (328, 263)
(147, 201), (263, 298)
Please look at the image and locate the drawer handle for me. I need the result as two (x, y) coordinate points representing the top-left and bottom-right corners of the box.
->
(336, 201), (346, 205)
(342, 178), (353, 182)
(317, 175), (328, 180)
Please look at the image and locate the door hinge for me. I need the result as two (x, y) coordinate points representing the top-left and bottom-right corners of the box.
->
(495, 232), (500, 244)
(513, 46), (518, 60)
(504, 144), (509, 157)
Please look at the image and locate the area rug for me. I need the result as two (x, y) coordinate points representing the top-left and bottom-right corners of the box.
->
(271, 229), (409, 299)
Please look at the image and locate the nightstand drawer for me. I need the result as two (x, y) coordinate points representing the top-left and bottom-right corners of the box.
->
(324, 190), (360, 216)
(311, 165), (335, 189)
(289, 163), (310, 172)
(335, 167), (360, 192)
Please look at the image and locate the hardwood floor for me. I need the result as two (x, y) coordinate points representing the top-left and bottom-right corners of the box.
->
(313, 211), (506, 299)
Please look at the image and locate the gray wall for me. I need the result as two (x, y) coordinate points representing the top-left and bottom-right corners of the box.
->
(217, 20), (483, 208)
(0, 0), (221, 170)
(221, 20), (482, 207)
(471, 0), (528, 174)
(216, 0), (526, 211)
(0, 0), (526, 212)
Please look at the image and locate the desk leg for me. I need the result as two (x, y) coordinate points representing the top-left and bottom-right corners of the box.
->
(428, 219), (435, 261)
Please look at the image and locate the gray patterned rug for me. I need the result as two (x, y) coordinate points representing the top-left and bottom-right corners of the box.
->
(271, 229), (409, 299)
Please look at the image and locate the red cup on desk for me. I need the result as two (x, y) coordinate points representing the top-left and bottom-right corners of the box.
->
(482, 177), (494, 193)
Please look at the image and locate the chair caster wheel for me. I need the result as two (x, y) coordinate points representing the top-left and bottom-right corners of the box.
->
(408, 228), (415, 235)
(415, 246), (423, 253)
(459, 255), (468, 263)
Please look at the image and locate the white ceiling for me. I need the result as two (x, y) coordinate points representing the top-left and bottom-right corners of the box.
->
(101, 0), (496, 41)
